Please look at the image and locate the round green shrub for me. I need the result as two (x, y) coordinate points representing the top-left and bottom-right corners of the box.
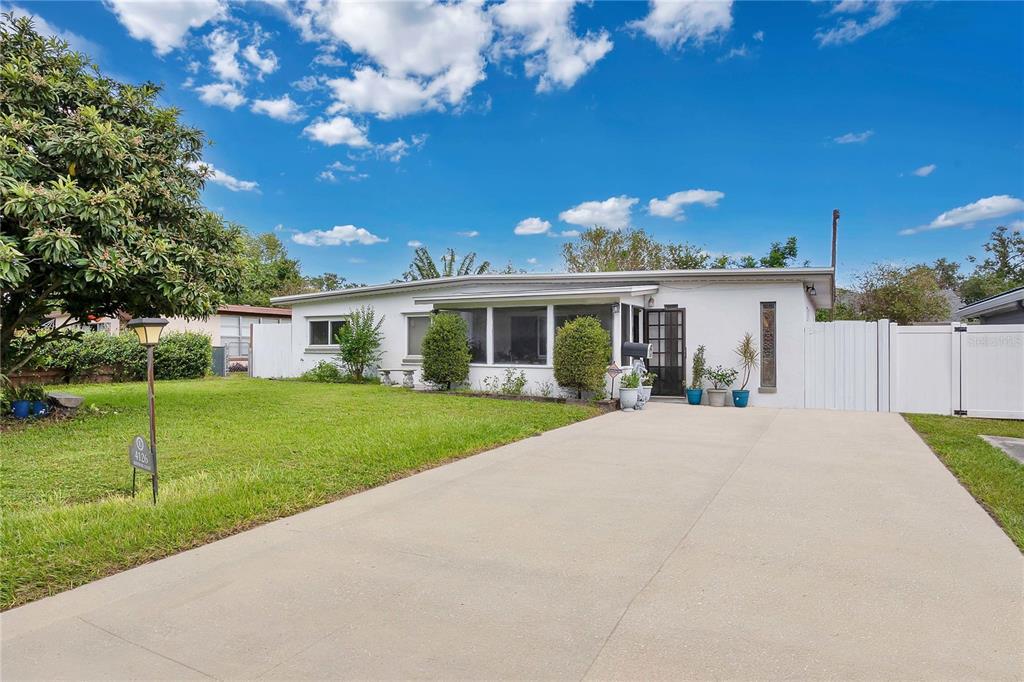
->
(553, 317), (610, 399)
(301, 360), (348, 383)
(421, 312), (470, 390)
(153, 332), (212, 379)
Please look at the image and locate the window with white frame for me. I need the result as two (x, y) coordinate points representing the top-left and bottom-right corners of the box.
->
(406, 315), (431, 356)
(493, 306), (547, 365)
(308, 319), (348, 346)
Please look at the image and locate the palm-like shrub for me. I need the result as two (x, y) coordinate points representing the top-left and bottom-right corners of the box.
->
(553, 317), (610, 399)
(421, 312), (470, 390)
(335, 305), (384, 382)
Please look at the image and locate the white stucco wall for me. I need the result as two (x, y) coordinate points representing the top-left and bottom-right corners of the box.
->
(280, 277), (818, 408)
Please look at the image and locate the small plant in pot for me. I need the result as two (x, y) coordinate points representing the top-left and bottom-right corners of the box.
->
(732, 333), (759, 408)
(640, 372), (656, 404)
(704, 365), (738, 407)
(9, 384), (33, 420)
(687, 345), (706, 405)
(22, 384), (48, 416)
(619, 371), (641, 410)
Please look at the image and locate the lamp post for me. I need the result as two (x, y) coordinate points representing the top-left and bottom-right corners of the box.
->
(127, 317), (168, 503)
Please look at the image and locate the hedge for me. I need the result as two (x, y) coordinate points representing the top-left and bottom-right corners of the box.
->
(553, 317), (610, 399)
(421, 312), (470, 390)
(30, 331), (212, 381)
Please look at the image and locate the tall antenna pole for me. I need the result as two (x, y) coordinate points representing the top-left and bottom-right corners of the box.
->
(830, 209), (840, 322)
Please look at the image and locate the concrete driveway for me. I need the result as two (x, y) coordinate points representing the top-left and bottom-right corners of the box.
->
(2, 404), (1021, 680)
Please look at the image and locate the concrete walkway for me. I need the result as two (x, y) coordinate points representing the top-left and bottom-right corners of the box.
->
(2, 405), (1021, 680)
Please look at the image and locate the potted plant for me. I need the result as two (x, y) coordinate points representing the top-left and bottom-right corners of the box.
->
(23, 384), (47, 416)
(687, 345), (706, 405)
(640, 372), (656, 404)
(619, 372), (641, 410)
(9, 385), (32, 420)
(704, 365), (738, 407)
(732, 333), (759, 408)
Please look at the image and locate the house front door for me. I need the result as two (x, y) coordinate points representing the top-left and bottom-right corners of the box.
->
(646, 308), (685, 396)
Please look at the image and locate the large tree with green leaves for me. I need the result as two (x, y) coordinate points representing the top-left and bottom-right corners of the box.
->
(0, 14), (247, 370)
(235, 233), (304, 305)
(402, 246), (490, 281)
(855, 264), (951, 324)
(960, 225), (1024, 303)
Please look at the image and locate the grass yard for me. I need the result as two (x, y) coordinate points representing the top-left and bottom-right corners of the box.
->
(0, 376), (600, 609)
(904, 414), (1024, 552)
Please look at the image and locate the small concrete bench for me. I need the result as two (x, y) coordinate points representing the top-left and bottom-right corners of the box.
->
(380, 369), (416, 388)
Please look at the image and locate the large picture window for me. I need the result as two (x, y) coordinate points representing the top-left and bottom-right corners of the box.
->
(406, 315), (431, 356)
(308, 319), (347, 346)
(760, 302), (777, 389)
(438, 309), (487, 363)
(493, 306), (547, 365)
(554, 304), (613, 338)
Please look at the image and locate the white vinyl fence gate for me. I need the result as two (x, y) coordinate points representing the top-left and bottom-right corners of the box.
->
(248, 324), (292, 379)
(805, 320), (1024, 419)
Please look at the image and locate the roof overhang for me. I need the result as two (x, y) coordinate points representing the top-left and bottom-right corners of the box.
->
(956, 286), (1024, 319)
(272, 267), (835, 309)
(414, 285), (659, 307)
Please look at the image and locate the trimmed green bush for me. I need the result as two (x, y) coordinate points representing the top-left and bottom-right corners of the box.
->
(301, 360), (348, 383)
(553, 317), (610, 399)
(421, 312), (470, 390)
(153, 332), (212, 379)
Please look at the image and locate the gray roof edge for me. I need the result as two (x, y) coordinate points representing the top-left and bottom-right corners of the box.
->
(956, 285), (1024, 317)
(272, 267), (835, 305)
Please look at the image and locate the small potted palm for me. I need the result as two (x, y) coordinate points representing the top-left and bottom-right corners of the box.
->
(619, 372), (641, 410)
(687, 345), (706, 405)
(704, 365), (738, 407)
(732, 333), (759, 408)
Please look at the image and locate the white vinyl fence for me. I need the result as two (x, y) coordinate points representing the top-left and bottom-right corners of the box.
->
(249, 324), (292, 378)
(805, 320), (1024, 419)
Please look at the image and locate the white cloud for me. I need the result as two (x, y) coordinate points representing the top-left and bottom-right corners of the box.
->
(526, 257), (538, 265)
(834, 130), (874, 144)
(206, 28), (245, 83)
(557, 229), (580, 238)
(559, 196), (638, 230)
(629, 0), (733, 51)
(900, 195), (1024, 235)
(105, 0), (227, 55)
(912, 163), (936, 177)
(457, 230), (480, 238)
(304, 1), (492, 118)
(243, 43), (279, 77)
(513, 217), (552, 236)
(407, 240), (423, 248)
(251, 94), (304, 122)
(717, 45), (748, 62)
(303, 115), (371, 147)
(1008, 219), (1024, 233)
(291, 225), (387, 246)
(648, 189), (724, 220)
(292, 75), (326, 92)
(7, 5), (101, 55)
(312, 45), (347, 67)
(753, 30), (764, 42)
(816, 1), (901, 47)
(195, 82), (246, 109)
(376, 134), (427, 162)
(189, 161), (258, 192)
(491, 0), (613, 92)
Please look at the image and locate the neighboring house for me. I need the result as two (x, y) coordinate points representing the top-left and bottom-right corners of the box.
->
(47, 304), (292, 368)
(957, 286), (1024, 324)
(270, 268), (833, 407)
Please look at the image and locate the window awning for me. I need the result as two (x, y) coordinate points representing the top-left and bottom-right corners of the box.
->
(413, 285), (659, 306)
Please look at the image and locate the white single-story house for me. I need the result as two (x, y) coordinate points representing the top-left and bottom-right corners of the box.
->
(269, 268), (833, 407)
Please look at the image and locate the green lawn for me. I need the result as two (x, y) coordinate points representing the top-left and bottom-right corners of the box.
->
(0, 376), (599, 609)
(904, 413), (1024, 552)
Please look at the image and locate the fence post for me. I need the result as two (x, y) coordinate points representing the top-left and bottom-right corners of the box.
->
(950, 322), (962, 416)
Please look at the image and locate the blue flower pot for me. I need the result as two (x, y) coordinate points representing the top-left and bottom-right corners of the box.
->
(12, 400), (31, 419)
(732, 389), (750, 408)
(31, 400), (48, 416)
(686, 388), (703, 405)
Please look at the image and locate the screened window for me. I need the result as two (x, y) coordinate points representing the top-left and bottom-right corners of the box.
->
(493, 306), (547, 365)
(760, 302), (777, 389)
(554, 304), (613, 338)
(407, 315), (431, 356)
(221, 315), (256, 358)
(438, 309), (487, 363)
(308, 319), (347, 346)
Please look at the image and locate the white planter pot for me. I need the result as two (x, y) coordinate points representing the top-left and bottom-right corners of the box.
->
(619, 388), (639, 410)
(640, 386), (652, 404)
(707, 388), (727, 407)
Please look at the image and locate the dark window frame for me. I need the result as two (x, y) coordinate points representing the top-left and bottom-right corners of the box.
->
(308, 319), (348, 346)
(493, 306), (548, 365)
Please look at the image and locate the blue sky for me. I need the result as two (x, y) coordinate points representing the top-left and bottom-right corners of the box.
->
(16, 0), (1024, 286)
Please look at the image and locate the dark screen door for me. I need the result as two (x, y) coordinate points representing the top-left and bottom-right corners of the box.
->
(646, 309), (685, 396)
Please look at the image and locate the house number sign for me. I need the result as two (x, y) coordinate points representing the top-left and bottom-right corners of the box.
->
(129, 435), (158, 502)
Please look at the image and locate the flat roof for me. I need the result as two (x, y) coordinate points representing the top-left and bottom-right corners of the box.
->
(956, 286), (1024, 319)
(271, 267), (835, 307)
